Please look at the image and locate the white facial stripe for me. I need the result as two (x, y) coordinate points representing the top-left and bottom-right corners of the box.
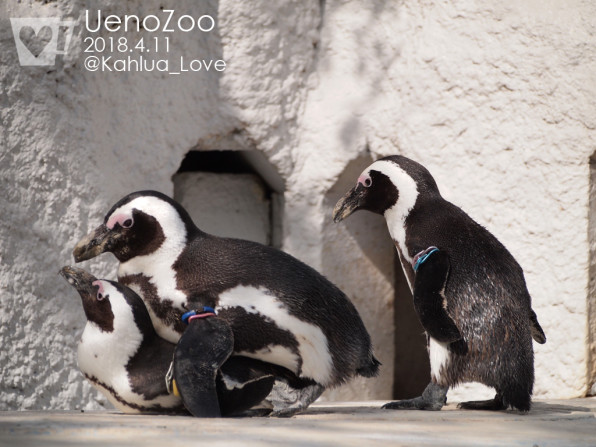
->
(364, 160), (419, 263)
(114, 196), (189, 340)
(428, 337), (450, 383)
(77, 282), (181, 412)
(218, 286), (334, 385)
(108, 196), (187, 248)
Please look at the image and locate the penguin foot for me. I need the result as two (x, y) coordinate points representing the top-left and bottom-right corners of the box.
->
(268, 381), (325, 418)
(231, 408), (273, 418)
(270, 405), (305, 418)
(174, 316), (234, 418)
(382, 382), (448, 411)
(457, 393), (507, 411)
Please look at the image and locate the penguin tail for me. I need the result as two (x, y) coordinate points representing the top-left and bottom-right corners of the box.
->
(357, 354), (381, 378)
(529, 309), (546, 344)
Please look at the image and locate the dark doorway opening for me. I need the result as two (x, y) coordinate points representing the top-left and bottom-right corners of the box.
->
(172, 150), (284, 247)
(393, 256), (430, 399)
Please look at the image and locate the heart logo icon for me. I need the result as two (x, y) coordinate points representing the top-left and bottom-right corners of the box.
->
(19, 26), (52, 58)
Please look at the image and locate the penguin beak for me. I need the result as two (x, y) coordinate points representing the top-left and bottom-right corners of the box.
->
(72, 224), (113, 262)
(59, 266), (98, 298)
(333, 185), (366, 223)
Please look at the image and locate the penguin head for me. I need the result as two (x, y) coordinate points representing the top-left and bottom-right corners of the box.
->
(73, 191), (197, 263)
(333, 155), (440, 223)
(60, 266), (155, 336)
(59, 266), (116, 331)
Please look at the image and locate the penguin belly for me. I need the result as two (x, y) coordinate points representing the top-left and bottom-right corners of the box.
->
(434, 275), (535, 401)
(77, 324), (182, 413)
(428, 338), (451, 384)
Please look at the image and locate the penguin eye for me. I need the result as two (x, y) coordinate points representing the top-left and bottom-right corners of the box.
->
(122, 218), (133, 228)
(97, 292), (108, 301)
(364, 178), (372, 187)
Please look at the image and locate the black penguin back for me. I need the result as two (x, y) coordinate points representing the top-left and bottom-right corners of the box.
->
(175, 234), (379, 385)
(405, 197), (537, 410)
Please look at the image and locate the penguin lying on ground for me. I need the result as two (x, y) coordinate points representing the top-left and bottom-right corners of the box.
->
(333, 155), (546, 412)
(72, 191), (380, 417)
(60, 266), (277, 416)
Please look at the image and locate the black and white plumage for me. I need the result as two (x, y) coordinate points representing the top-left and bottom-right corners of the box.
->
(60, 265), (185, 414)
(333, 155), (546, 412)
(72, 191), (379, 416)
(60, 266), (278, 416)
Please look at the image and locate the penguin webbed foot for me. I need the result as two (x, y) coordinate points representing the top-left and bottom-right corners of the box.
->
(268, 381), (325, 418)
(457, 393), (507, 411)
(174, 316), (234, 418)
(382, 382), (447, 411)
(229, 408), (273, 418)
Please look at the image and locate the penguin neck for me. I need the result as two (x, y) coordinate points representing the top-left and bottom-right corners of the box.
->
(385, 190), (444, 265)
(118, 228), (190, 309)
(384, 185), (419, 265)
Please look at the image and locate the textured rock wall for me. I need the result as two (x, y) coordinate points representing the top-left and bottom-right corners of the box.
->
(297, 0), (596, 402)
(1, 0), (237, 410)
(1, 0), (594, 410)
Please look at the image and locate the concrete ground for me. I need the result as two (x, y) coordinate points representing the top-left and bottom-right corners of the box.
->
(1, 399), (595, 447)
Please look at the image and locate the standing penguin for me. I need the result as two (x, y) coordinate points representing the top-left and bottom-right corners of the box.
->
(72, 191), (379, 416)
(333, 155), (546, 412)
(60, 266), (278, 416)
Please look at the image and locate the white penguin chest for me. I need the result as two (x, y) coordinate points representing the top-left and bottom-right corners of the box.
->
(77, 323), (182, 412)
(77, 323), (141, 396)
(119, 254), (187, 307)
(119, 254), (187, 344)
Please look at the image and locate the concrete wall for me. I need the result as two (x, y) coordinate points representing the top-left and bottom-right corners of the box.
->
(589, 155), (596, 395)
(173, 172), (272, 245)
(1, 0), (595, 410)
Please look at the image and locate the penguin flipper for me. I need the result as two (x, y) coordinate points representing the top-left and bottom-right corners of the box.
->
(174, 316), (234, 417)
(413, 250), (462, 343)
(529, 309), (546, 344)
